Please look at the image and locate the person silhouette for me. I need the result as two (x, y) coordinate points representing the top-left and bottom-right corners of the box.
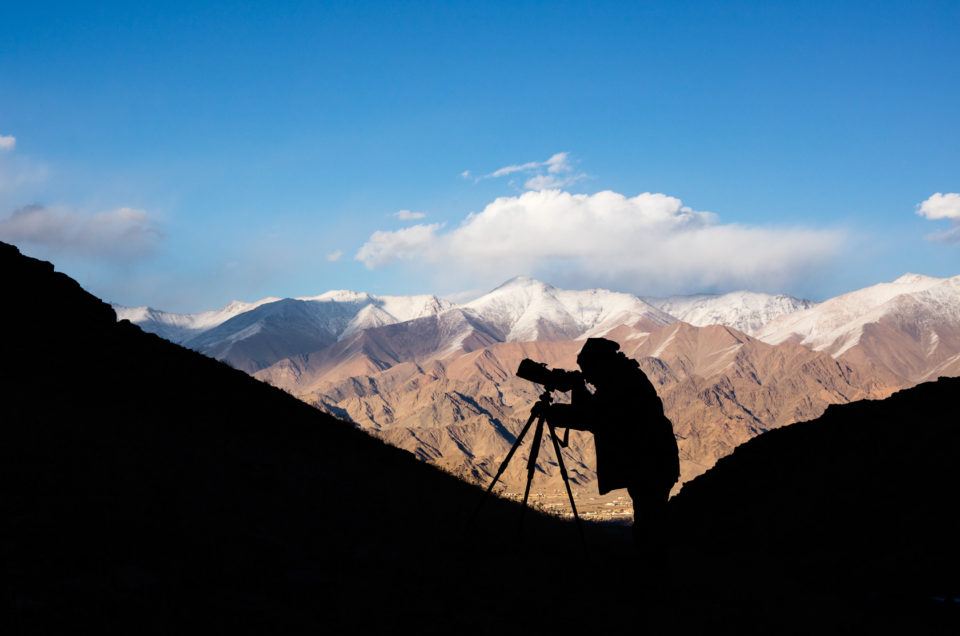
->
(540, 337), (680, 556)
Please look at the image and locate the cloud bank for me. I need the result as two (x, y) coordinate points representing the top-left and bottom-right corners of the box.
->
(0, 204), (163, 260)
(355, 189), (845, 294)
(917, 192), (960, 244)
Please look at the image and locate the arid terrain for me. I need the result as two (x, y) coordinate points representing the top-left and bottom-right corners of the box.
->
(117, 273), (960, 512)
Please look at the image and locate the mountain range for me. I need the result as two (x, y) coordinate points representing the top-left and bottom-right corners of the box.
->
(116, 271), (960, 499)
(117, 276), (812, 356)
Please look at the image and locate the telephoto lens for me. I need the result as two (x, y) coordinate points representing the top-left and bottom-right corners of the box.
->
(516, 358), (583, 392)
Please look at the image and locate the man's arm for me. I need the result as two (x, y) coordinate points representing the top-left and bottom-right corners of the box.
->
(544, 389), (595, 432)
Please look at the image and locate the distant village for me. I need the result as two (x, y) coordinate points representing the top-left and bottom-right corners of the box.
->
(498, 490), (634, 522)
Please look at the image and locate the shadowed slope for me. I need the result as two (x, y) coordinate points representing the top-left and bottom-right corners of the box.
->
(0, 242), (633, 633)
(671, 376), (960, 621)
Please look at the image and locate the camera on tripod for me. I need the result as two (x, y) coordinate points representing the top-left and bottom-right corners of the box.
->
(516, 358), (584, 393)
(472, 358), (589, 547)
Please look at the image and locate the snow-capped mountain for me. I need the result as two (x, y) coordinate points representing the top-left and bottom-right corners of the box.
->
(231, 279), (681, 385)
(755, 274), (953, 353)
(116, 291), (452, 345)
(118, 272), (960, 383)
(114, 298), (281, 344)
(463, 276), (675, 341)
(119, 277), (812, 360)
(118, 278), (683, 373)
(645, 291), (816, 335)
(295, 290), (453, 340)
(755, 273), (960, 382)
(117, 291), (453, 372)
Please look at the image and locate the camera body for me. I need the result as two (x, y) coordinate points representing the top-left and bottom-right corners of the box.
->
(516, 358), (584, 392)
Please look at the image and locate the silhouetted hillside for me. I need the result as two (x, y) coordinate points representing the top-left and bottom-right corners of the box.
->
(1, 242), (632, 633)
(3, 241), (957, 633)
(671, 375), (960, 629)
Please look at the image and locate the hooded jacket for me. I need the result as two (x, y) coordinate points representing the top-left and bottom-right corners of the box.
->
(549, 358), (680, 495)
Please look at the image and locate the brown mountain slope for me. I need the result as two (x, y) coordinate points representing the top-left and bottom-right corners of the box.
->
(836, 296), (960, 384)
(754, 273), (960, 385)
(257, 322), (896, 501)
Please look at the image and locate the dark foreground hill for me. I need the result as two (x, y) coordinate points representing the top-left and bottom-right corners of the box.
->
(3, 241), (958, 633)
(0, 242), (614, 633)
(670, 373), (960, 631)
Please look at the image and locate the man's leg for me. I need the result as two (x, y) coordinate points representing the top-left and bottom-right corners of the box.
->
(628, 482), (670, 565)
(629, 481), (675, 618)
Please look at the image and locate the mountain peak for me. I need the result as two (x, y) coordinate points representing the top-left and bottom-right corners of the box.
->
(488, 276), (552, 293)
(891, 273), (939, 285)
(298, 289), (372, 303)
(644, 290), (816, 335)
(463, 278), (673, 342)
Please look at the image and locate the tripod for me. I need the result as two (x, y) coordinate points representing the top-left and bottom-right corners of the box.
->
(477, 389), (586, 548)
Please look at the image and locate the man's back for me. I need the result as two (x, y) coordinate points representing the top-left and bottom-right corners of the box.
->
(588, 363), (679, 494)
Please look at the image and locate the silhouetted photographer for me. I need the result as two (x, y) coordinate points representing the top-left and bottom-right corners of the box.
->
(533, 337), (680, 556)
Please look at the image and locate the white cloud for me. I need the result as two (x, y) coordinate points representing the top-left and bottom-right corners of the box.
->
(0, 204), (162, 260)
(355, 189), (846, 294)
(488, 159), (544, 178)
(917, 192), (960, 220)
(0, 135), (15, 152)
(394, 209), (426, 220)
(355, 222), (444, 269)
(478, 152), (586, 190)
(460, 170), (471, 179)
(545, 152), (570, 174)
(917, 193), (960, 244)
(326, 250), (343, 262)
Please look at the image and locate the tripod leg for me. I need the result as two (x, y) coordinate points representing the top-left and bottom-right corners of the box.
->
(548, 422), (587, 552)
(470, 407), (539, 523)
(519, 416), (546, 529)
(484, 409), (537, 496)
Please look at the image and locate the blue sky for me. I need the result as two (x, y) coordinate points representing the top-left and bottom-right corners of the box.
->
(1, 0), (958, 311)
